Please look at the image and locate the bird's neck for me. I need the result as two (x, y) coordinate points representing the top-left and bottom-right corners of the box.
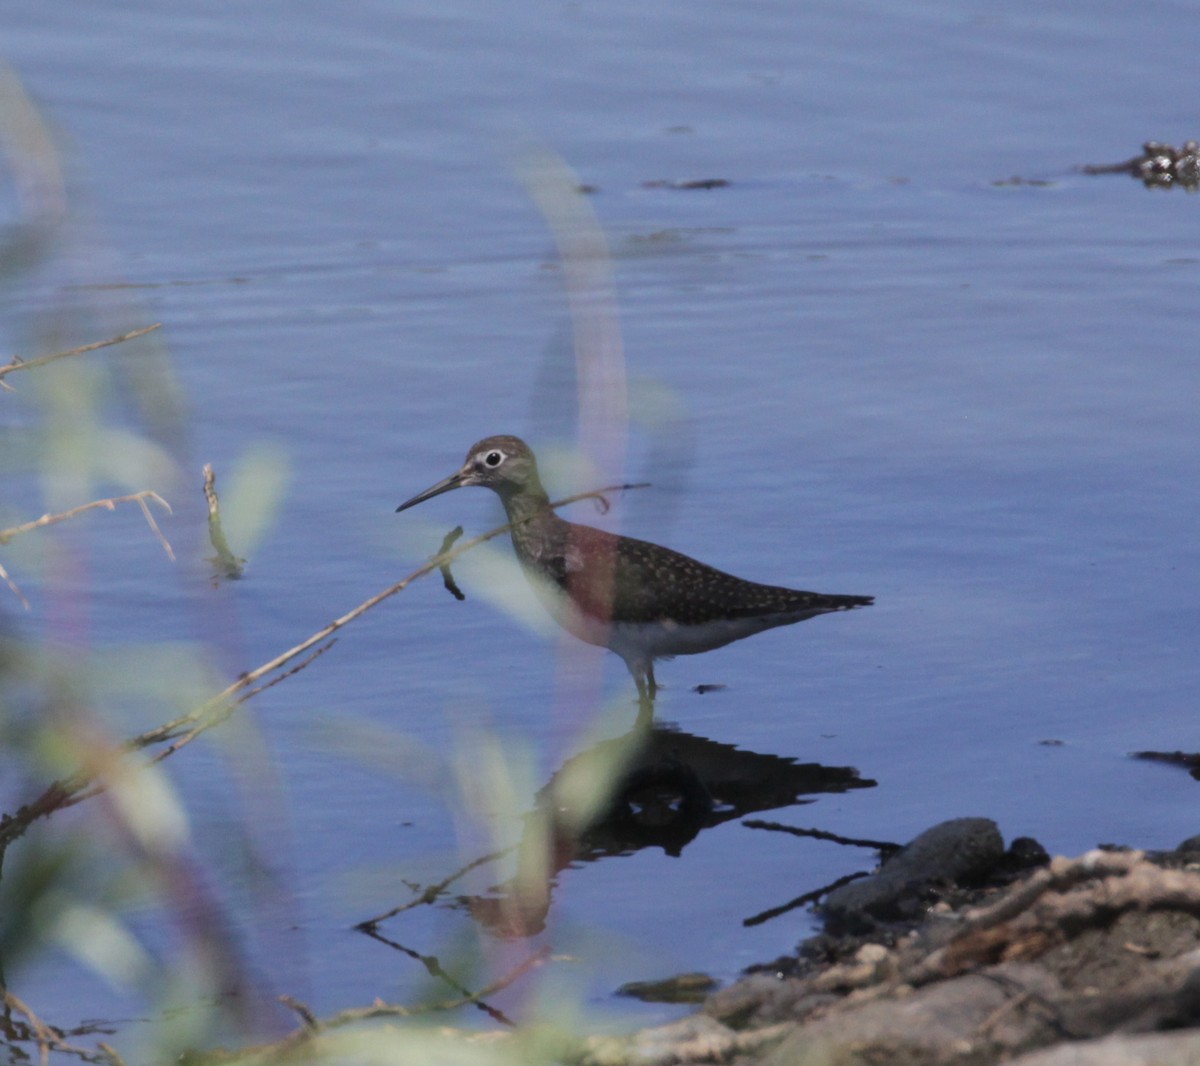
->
(498, 485), (554, 529)
(498, 485), (568, 570)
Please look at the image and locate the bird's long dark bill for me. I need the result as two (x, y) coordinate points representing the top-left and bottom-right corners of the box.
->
(396, 471), (466, 513)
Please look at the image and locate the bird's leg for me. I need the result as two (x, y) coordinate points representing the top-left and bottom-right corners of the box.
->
(634, 672), (649, 703)
(635, 688), (654, 728)
(633, 664), (657, 727)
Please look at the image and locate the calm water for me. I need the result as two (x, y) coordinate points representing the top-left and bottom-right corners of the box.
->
(2, 0), (1198, 1051)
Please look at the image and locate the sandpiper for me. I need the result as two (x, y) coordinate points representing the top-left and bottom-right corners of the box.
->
(397, 435), (872, 709)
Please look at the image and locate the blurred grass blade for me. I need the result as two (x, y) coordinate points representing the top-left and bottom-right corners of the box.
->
(214, 444), (291, 564)
(0, 64), (65, 277)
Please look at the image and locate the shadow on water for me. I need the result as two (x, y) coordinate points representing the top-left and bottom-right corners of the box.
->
(359, 719), (876, 941)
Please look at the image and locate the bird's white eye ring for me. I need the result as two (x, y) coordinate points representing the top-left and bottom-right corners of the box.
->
(485, 450), (504, 467)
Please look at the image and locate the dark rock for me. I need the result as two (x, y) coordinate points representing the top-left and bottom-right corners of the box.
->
(1006, 835), (1052, 871)
(822, 817), (1005, 934)
(616, 972), (718, 1004)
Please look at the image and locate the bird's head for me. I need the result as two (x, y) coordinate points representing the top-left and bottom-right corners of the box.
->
(396, 435), (543, 512)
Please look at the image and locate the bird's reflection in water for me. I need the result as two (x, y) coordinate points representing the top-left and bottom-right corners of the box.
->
(463, 720), (876, 937)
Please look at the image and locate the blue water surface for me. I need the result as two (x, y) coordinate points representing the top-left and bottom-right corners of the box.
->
(1, 0), (1197, 1051)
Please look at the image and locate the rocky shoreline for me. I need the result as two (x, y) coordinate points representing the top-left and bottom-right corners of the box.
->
(583, 820), (1200, 1066)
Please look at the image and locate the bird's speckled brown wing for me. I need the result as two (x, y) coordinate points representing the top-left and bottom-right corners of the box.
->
(544, 521), (872, 627)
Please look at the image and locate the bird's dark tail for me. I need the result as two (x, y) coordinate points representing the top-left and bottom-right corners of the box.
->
(820, 593), (874, 610)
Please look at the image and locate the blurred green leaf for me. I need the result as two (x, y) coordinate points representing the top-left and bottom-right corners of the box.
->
(218, 443), (291, 560)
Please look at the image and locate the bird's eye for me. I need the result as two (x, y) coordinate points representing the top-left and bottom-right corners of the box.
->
(485, 451), (504, 467)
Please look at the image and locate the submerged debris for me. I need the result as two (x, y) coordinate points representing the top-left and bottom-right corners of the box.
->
(617, 972), (719, 1004)
(992, 175), (1055, 187)
(1134, 749), (1200, 780)
(436, 525), (466, 600)
(1083, 140), (1200, 190)
(641, 178), (731, 190)
(203, 463), (245, 580)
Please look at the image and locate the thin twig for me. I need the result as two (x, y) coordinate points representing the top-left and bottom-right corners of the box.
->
(2, 990), (97, 1065)
(0, 490), (174, 551)
(277, 995), (318, 1030)
(274, 946), (550, 1055)
(0, 491), (174, 609)
(356, 845), (515, 928)
(141, 641), (338, 767)
(356, 927), (515, 1025)
(230, 640), (337, 704)
(135, 492), (175, 561)
(0, 323), (162, 388)
(97, 1041), (129, 1066)
(233, 949), (553, 1063)
(743, 869), (870, 927)
(0, 558), (29, 609)
(743, 820), (901, 856)
(576, 483), (649, 513)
